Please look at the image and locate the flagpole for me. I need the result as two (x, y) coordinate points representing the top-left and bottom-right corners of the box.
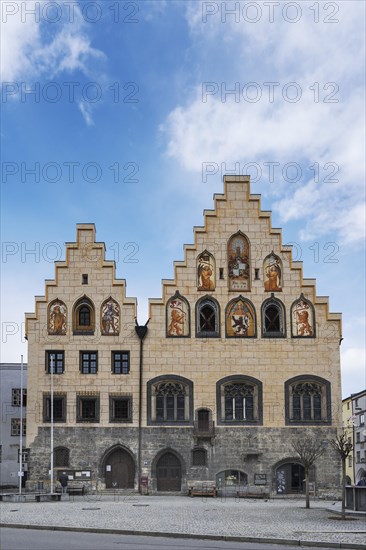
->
(18, 355), (24, 495)
(50, 354), (54, 493)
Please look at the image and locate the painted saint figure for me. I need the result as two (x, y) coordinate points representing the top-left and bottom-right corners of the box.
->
(264, 253), (282, 292)
(48, 300), (67, 335)
(197, 251), (215, 291)
(101, 299), (120, 335)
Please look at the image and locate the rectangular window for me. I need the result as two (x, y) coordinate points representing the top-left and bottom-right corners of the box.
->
(357, 451), (361, 462)
(360, 413), (365, 426)
(112, 351), (130, 374)
(11, 418), (26, 436)
(156, 395), (164, 421)
(356, 432), (361, 443)
(18, 449), (29, 463)
(246, 395), (254, 421)
(82, 274), (88, 284)
(12, 389), (27, 407)
(348, 456), (352, 467)
(303, 394), (311, 421)
(43, 395), (66, 422)
(0, 445), (2, 463)
(166, 395), (175, 421)
(80, 351), (98, 374)
(109, 397), (132, 422)
(292, 394), (301, 420)
(224, 395), (233, 420)
(313, 395), (322, 421)
(235, 397), (244, 421)
(77, 396), (99, 422)
(347, 402), (350, 410)
(46, 351), (65, 374)
(176, 395), (185, 421)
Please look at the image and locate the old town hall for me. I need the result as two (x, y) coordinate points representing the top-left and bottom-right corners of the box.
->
(25, 176), (342, 495)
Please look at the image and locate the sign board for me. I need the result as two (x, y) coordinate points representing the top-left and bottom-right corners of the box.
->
(254, 474), (267, 485)
(106, 465), (111, 472)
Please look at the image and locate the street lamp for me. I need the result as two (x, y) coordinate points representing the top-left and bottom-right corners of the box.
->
(50, 354), (54, 493)
(18, 355), (24, 496)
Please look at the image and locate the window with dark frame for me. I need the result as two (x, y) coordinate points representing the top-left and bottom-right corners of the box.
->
(43, 395), (66, 422)
(73, 297), (95, 334)
(82, 274), (88, 284)
(254, 268), (260, 280)
(77, 396), (99, 422)
(223, 383), (254, 421)
(155, 382), (186, 422)
(112, 351), (130, 374)
(80, 352), (98, 374)
(46, 351), (65, 374)
(54, 447), (69, 467)
(192, 449), (207, 466)
(11, 418), (26, 436)
(109, 396), (132, 422)
(219, 268), (224, 279)
(196, 298), (220, 337)
(12, 388), (27, 407)
(262, 299), (285, 337)
(291, 383), (322, 421)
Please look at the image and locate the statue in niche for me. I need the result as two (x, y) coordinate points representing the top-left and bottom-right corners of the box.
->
(197, 251), (215, 291)
(167, 293), (189, 336)
(48, 300), (67, 335)
(264, 252), (282, 291)
(101, 299), (120, 335)
(228, 233), (250, 291)
(292, 297), (314, 337)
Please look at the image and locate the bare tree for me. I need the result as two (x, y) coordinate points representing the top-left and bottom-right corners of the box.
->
(292, 437), (325, 509)
(330, 433), (353, 519)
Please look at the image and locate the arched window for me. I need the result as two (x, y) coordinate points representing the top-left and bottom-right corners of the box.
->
(73, 296), (95, 334)
(291, 294), (315, 337)
(147, 375), (193, 425)
(217, 375), (263, 425)
(54, 446), (69, 467)
(48, 299), (67, 335)
(166, 291), (190, 337)
(196, 297), (220, 337)
(261, 296), (286, 337)
(227, 232), (251, 291)
(285, 375), (331, 424)
(192, 448), (207, 467)
(225, 296), (257, 337)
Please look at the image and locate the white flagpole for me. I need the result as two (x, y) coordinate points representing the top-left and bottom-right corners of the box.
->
(50, 354), (54, 493)
(18, 355), (24, 495)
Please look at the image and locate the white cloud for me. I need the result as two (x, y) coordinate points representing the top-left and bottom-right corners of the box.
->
(162, 1), (365, 244)
(78, 101), (94, 126)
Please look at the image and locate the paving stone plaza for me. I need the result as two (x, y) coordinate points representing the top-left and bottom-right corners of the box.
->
(1, 496), (365, 548)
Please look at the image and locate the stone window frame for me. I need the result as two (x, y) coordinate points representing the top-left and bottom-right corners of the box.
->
(216, 375), (263, 426)
(43, 393), (67, 423)
(109, 396), (133, 423)
(45, 351), (65, 374)
(111, 351), (130, 374)
(76, 395), (100, 423)
(195, 295), (221, 338)
(11, 418), (26, 436)
(79, 351), (98, 374)
(73, 295), (95, 335)
(191, 448), (208, 467)
(261, 294), (286, 338)
(166, 290), (191, 338)
(147, 375), (193, 426)
(11, 388), (27, 407)
(285, 375), (331, 425)
(225, 296), (257, 338)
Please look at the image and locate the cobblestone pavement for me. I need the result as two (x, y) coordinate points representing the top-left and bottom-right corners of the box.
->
(1, 496), (365, 547)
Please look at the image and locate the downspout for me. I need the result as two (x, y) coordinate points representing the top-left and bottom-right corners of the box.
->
(135, 318), (149, 494)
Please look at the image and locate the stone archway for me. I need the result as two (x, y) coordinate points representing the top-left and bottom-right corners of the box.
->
(274, 460), (306, 494)
(156, 452), (182, 491)
(103, 446), (135, 489)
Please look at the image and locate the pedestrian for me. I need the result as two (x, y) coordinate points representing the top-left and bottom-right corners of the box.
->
(59, 472), (68, 494)
(356, 477), (366, 486)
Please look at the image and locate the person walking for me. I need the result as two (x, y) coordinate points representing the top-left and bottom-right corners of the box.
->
(59, 472), (68, 494)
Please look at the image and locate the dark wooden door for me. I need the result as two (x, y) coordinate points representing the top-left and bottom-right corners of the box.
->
(105, 449), (135, 489)
(157, 452), (181, 491)
(197, 409), (209, 431)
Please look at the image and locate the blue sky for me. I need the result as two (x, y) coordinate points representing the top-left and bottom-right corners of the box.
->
(1, 0), (365, 398)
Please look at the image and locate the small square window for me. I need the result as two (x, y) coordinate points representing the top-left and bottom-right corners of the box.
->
(12, 388), (27, 407)
(46, 351), (65, 374)
(77, 396), (99, 422)
(80, 351), (98, 374)
(18, 449), (29, 463)
(11, 418), (26, 436)
(43, 395), (67, 422)
(112, 351), (130, 374)
(109, 396), (132, 422)
(82, 274), (88, 285)
(192, 449), (207, 466)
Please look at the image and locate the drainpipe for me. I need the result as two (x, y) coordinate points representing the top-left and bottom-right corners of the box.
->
(135, 318), (149, 494)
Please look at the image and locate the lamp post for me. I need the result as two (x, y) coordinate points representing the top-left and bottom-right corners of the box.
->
(50, 354), (54, 493)
(18, 355), (24, 495)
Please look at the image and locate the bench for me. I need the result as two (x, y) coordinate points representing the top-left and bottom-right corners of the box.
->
(236, 486), (270, 499)
(188, 481), (218, 497)
(35, 493), (62, 502)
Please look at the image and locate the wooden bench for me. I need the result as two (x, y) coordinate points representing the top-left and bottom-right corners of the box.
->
(188, 481), (218, 497)
(35, 493), (62, 502)
(236, 486), (270, 499)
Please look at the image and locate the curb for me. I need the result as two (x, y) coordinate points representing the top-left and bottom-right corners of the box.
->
(1, 523), (366, 549)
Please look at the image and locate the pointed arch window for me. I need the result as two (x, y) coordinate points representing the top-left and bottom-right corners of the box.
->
(196, 297), (220, 337)
(73, 296), (95, 334)
(217, 375), (263, 425)
(285, 375), (331, 424)
(262, 296), (286, 337)
(147, 375), (193, 425)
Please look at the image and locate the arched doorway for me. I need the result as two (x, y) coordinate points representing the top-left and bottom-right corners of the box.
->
(104, 448), (135, 489)
(156, 452), (182, 491)
(275, 462), (305, 494)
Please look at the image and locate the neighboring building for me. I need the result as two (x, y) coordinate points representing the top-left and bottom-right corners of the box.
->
(352, 390), (366, 483)
(25, 176), (343, 496)
(342, 396), (355, 484)
(0, 363), (28, 488)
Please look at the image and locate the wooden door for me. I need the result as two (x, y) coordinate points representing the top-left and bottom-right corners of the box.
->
(156, 452), (181, 491)
(105, 449), (135, 489)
